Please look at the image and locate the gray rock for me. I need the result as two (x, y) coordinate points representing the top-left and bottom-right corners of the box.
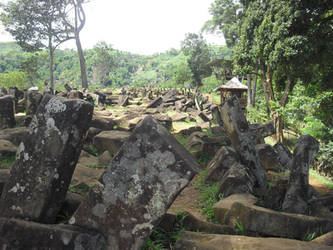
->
(274, 142), (293, 170)
(174, 231), (333, 250)
(204, 146), (240, 184)
(220, 96), (268, 189)
(0, 139), (17, 156)
(282, 135), (320, 214)
(93, 130), (131, 156)
(0, 95), (16, 129)
(147, 97), (162, 108)
(216, 163), (255, 199)
(255, 143), (282, 171)
(71, 115), (199, 250)
(25, 90), (43, 115)
(0, 217), (107, 250)
(0, 95), (93, 223)
(0, 127), (28, 146)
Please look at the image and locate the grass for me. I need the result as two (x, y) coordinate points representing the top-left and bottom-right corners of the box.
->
(143, 211), (188, 250)
(195, 170), (222, 222)
(89, 144), (104, 157)
(69, 184), (90, 196)
(309, 169), (333, 189)
(173, 133), (189, 148)
(0, 155), (15, 168)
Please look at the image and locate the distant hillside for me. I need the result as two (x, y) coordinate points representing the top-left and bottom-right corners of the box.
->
(0, 42), (22, 53)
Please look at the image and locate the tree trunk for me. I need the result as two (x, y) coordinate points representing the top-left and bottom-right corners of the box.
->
(75, 32), (88, 89)
(247, 74), (252, 107)
(251, 68), (258, 107)
(49, 47), (54, 94)
(273, 112), (283, 143)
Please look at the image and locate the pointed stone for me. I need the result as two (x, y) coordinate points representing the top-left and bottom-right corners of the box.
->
(0, 95), (15, 129)
(220, 96), (268, 189)
(282, 135), (319, 214)
(71, 115), (199, 250)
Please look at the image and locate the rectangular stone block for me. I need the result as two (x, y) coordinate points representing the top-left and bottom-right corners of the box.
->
(71, 115), (199, 249)
(0, 95), (93, 223)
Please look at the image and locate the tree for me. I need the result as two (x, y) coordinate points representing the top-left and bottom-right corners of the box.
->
(91, 41), (115, 86)
(234, 0), (333, 142)
(0, 0), (74, 92)
(181, 33), (212, 90)
(58, 0), (89, 89)
(20, 53), (41, 86)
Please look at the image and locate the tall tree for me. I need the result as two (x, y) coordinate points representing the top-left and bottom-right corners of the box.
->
(58, 0), (88, 89)
(234, 0), (333, 142)
(91, 41), (115, 86)
(0, 0), (74, 92)
(181, 33), (212, 90)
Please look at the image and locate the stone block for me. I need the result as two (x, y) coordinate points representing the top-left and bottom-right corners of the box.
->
(71, 115), (199, 249)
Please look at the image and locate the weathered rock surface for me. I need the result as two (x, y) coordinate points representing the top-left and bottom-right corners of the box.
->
(0, 95), (93, 223)
(0, 139), (17, 156)
(0, 95), (16, 129)
(255, 143), (282, 171)
(273, 142), (292, 170)
(282, 135), (320, 214)
(0, 217), (107, 250)
(204, 146), (240, 184)
(0, 127), (27, 146)
(93, 130), (131, 156)
(220, 96), (268, 189)
(216, 163), (255, 199)
(25, 90), (43, 115)
(0, 169), (10, 195)
(174, 231), (333, 250)
(312, 231), (333, 246)
(147, 96), (162, 108)
(71, 115), (199, 249)
(214, 194), (333, 239)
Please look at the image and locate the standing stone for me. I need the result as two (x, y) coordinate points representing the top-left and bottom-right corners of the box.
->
(273, 142), (293, 170)
(71, 115), (199, 249)
(0, 95), (94, 223)
(211, 105), (223, 126)
(255, 144), (282, 171)
(0, 95), (16, 129)
(25, 90), (43, 115)
(0, 87), (7, 96)
(220, 96), (268, 189)
(147, 97), (162, 108)
(282, 135), (319, 214)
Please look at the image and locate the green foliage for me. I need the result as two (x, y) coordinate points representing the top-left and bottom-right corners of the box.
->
(89, 144), (104, 157)
(181, 33), (212, 89)
(143, 211), (188, 250)
(235, 221), (245, 235)
(315, 142), (333, 177)
(69, 184), (89, 196)
(0, 155), (15, 169)
(0, 71), (28, 89)
(195, 170), (223, 222)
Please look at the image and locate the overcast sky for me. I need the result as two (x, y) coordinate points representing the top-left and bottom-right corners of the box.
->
(0, 0), (225, 55)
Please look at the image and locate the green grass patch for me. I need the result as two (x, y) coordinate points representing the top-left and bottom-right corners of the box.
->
(89, 144), (104, 157)
(143, 211), (188, 250)
(310, 169), (333, 189)
(69, 184), (89, 196)
(195, 170), (222, 222)
(0, 155), (15, 168)
(173, 133), (189, 148)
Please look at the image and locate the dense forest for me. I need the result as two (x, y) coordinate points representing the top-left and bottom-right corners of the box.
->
(0, 0), (332, 175)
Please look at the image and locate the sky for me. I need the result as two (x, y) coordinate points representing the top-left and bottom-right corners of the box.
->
(0, 0), (225, 55)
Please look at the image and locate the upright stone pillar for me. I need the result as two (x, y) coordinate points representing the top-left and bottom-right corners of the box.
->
(71, 115), (199, 249)
(282, 135), (319, 214)
(0, 95), (93, 223)
(220, 96), (268, 189)
(0, 95), (16, 129)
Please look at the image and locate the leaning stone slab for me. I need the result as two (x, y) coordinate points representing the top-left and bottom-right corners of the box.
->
(25, 90), (43, 115)
(146, 96), (162, 108)
(0, 127), (27, 146)
(222, 199), (333, 239)
(249, 121), (275, 144)
(220, 96), (267, 189)
(0, 217), (107, 250)
(282, 135), (319, 214)
(174, 231), (333, 250)
(71, 115), (199, 250)
(93, 130), (131, 156)
(0, 95), (93, 223)
(0, 95), (16, 129)
(273, 142), (292, 170)
(204, 146), (240, 184)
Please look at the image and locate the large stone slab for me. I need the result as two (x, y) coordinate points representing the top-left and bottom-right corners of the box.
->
(71, 115), (199, 249)
(218, 197), (333, 239)
(282, 135), (319, 214)
(0, 95), (93, 223)
(93, 130), (131, 156)
(174, 231), (333, 250)
(0, 95), (16, 129)
(220, 96), (267, 189)
(0, 127), (27, 146)
(0, 217), (107, 250)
